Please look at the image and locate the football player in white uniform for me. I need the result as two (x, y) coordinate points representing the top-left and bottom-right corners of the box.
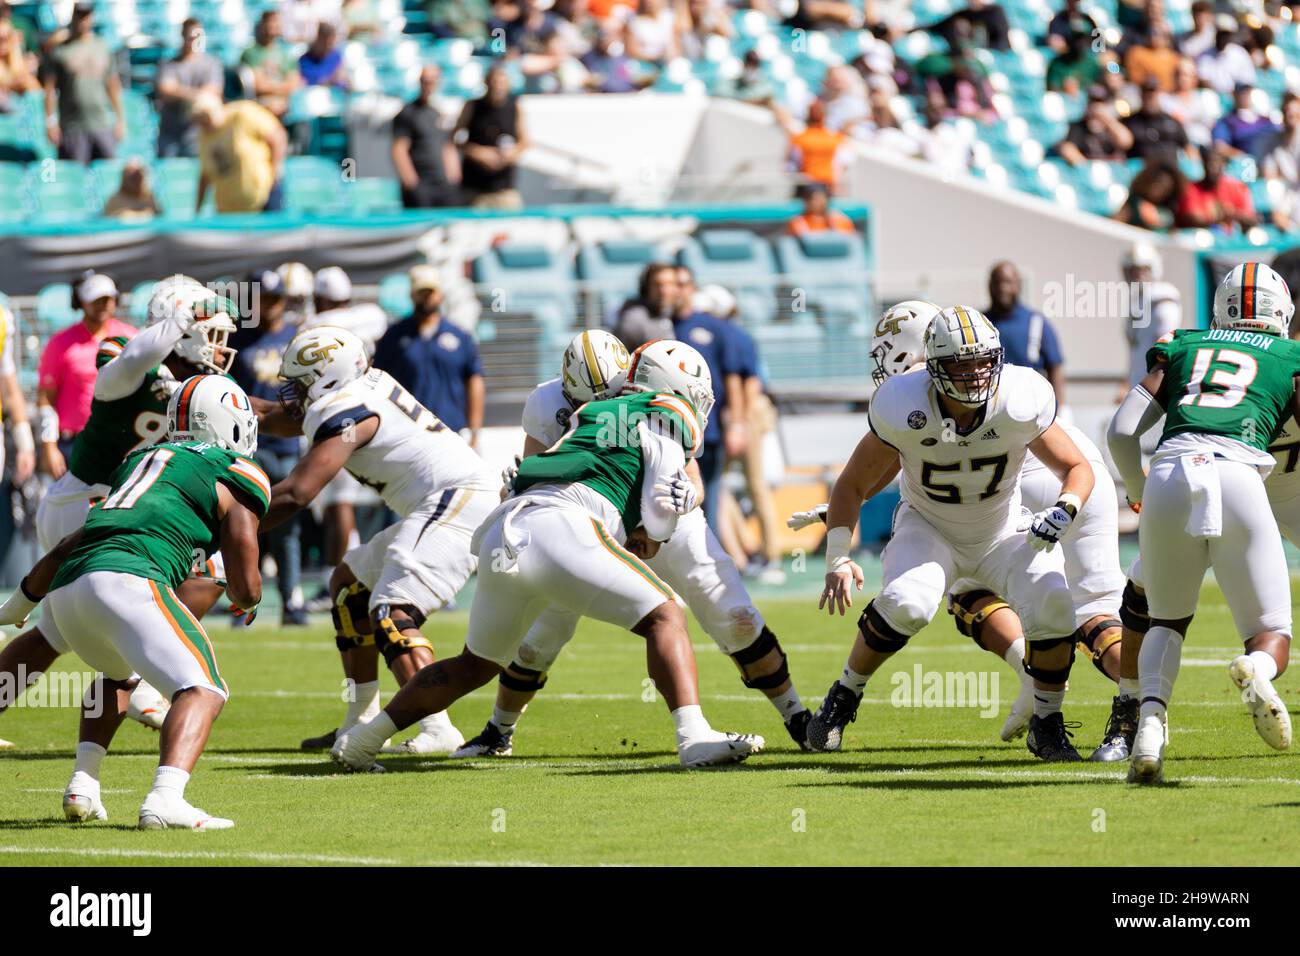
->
(259, 326), (499, 755)
(0, 277), (239, 743)
(791, 302), (1129, 754)
(452, 330), (809, 759)
(332, 338), (765, 771)
(808, 306), (1095, 761)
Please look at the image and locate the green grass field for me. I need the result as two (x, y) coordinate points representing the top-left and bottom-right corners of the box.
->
(1, 581), (1298, 867)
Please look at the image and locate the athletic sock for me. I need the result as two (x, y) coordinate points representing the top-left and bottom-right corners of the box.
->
(353, 711), (398, 752)
(491, 705), (524, 734)
(74, 741), (107, 781)
(768, 685), (806, 723)
(418, 710), (454, 737)
(837, 665), (870, 697)
(1032, 687), (1065, 719)
(1118, 677), (1140, 700)
(1247, 650), (1279, 682)
(151, 765), (190, 800)
(342, 679), (381, 732)
(671, 704), (711, 746)
(1003, 638), (1029, 681)
(1139, 625), (1182, 710)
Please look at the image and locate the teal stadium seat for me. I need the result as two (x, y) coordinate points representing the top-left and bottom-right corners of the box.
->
(36, 284), (78, 331)
(283, 156), (346, 216)
(378, 272), (412, 318)
(774, 231), (872, 327)
(28, 161), (91, 222)
(471, 242), (575, 338)
(676, 230), (778, 325)
(343, 177), (403, 215)
(129, 281), (158, 324)
(575, 239), (663, 320)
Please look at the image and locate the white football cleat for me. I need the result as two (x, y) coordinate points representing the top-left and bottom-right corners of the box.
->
(1000, 674), (1035, 741)
(1127, 711), (1168, 785)
(331, 728), (385, 772)
(678, 732), (765, 768)
(1229, 655), (1292, 750)
(63, 776), (108, 823)
(0, 736), (14, 750)
(381, 711), (464, 754)
(127, 682), (170, 730)
(138, 792), (233, 830)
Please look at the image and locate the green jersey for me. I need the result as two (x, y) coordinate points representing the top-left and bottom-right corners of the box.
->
(68, 336), (173, 487)
(514, 391), (703, 532)
(1148, 328), (1300, 452)
(52, 440), (271, 591)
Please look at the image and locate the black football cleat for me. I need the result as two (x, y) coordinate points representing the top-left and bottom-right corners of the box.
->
(1026, 712), (1083, 762)
(806, 682), (861, 752)
(1089, 696), (1138, 762)
(449, 721), (514, 758)
(300, 727), (338, 751)
(785, 710), (812, 751)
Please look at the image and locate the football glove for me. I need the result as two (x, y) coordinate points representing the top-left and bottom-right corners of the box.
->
(1028, 503), (1075, 552)
(653, 470), (698, 515)
(787, 503), (829, 530)
(501, 454), (522, 495)
(229, 603), (259, 626)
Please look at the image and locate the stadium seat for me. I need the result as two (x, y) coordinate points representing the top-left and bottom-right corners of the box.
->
(283, 156), (347, 216)
(378, 272), (412, 318)
(677, 230), (779, 325)
(575, 239), (663, 320)
(29, 161), (91, 222)
(128, 281), (158, 324)
(36, 284), (78, 330)
(472, 242), (576, 337)
(343, 177), (403, 215)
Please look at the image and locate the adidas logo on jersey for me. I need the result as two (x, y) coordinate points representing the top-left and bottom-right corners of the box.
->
(979, 427), (1000, 441)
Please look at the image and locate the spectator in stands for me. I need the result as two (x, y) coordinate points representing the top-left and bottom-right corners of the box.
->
(614, 261), (678, 349)
(372, 265), (484, 447)
(916, 27), (998, 120)
(1159, 55), (1219, 147)
(581, 27), (651, 93)
(155, 19), (224, 159)
(241, 10), (302, 119)
(1179, 1), (1216, 58)
(625, 0), (680, 65)
(280, 0), (342, 45)
(36, 272), (135, 476)
(781, 0), (865, 32)
(775, 99), (850, 193)
(231, 269), (307, 626)
(1124, 77), (1192, 163)
(1046, 27), (1104, 95)
(341, 0), (382, 39)
(1124, 21), (1181, 92)
(678, 0), (733, 61)
(192, 92), (288, 213)
(392, 66), (461, 208)
(715, 50), (776, 105)
(1263, 92), (1300, 185)
(101, 160), (161, 221)
(0, 18), (38, 97)
(1046, 0), (1098, 56)
(919, 89), (974, 173)
(820, 65), (869, 133)
(924, 0), (1010, 53)
(1174, 145), (1257, 234)
(429, 0), (492, 47)
(43, 4), (124, 164)
(1212, 83), (1280, 163)
(1114, 156), (1185, 230)
(1196, 15), (1255, 95)
(455, 65), (528, 210)
(788, 183), (856, 235)
(985, 261), (1066, 406)
(853, 82), (924, 156)
(1057, 86), (1134, 165)
(299, 22), (349, 89)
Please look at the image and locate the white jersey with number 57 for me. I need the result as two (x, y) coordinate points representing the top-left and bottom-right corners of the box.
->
(867, 364), (1057, 545)
(301, 367), (495, 518)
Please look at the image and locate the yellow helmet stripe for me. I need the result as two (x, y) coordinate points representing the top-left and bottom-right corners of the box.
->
(953, 306), (975, 345)
(581, 331), (606, 393)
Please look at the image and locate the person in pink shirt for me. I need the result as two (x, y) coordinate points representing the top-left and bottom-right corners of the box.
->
(35, 272), (135, 478)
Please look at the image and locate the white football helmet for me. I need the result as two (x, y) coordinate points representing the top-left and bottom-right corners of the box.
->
(627, 338), (715, 428)
(924, 305), (1004, 406)
(871, 300), (942, 386)
(1213, 262), (1294, 336)
(279, 325), (369, 411)
(147, 275), (239, 374)
(167, 374), (258, 456)
(561, 329), (631, 407)
(1121, 241), (1163, 281)
(277, 261), (314, 300)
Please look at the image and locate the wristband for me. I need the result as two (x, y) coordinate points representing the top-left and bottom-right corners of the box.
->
(11, 420), (33, 453)
(37, 406), (59, 445)
(1056, 493), (1082, 519)
(825, 526), (853, 571)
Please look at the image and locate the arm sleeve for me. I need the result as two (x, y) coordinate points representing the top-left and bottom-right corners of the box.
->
(94, 313), (187, 401)
(637, 416), (688, 542)
(1107, 384), (1164, 501)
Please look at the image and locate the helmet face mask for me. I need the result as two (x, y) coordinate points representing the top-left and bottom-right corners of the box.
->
(929, 353), (1002, 405)
(278, 326), (369, 413)
(870, 300), (940, 387)
(924, 306), (1004, 408)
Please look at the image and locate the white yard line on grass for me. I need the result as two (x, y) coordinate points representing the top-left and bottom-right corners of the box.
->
(0, 846), (622, 867)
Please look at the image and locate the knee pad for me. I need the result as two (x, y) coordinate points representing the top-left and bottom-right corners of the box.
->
(946, 589), (1012, 650)
(1023, 634), (1077, 684)
(1076, 618), (1123, 676)
(500, 663), (548, 693)
(371, 604), (432, 666)
(858, 600), (912, 654)
(1120, 580), (1149, 634)
(332, 581), (373, 650)
(730, 626), (790, 691)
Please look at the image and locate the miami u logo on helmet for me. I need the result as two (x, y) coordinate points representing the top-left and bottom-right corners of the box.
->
(296, 339), (342, 365)
(221, 389), (251, 411)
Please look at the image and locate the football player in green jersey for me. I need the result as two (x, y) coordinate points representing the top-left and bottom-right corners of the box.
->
(0, 375), (267, 829)
(333, 339), (766, 771)
(1110, 261), (1300, 784)
(0, 277), (238, 745)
